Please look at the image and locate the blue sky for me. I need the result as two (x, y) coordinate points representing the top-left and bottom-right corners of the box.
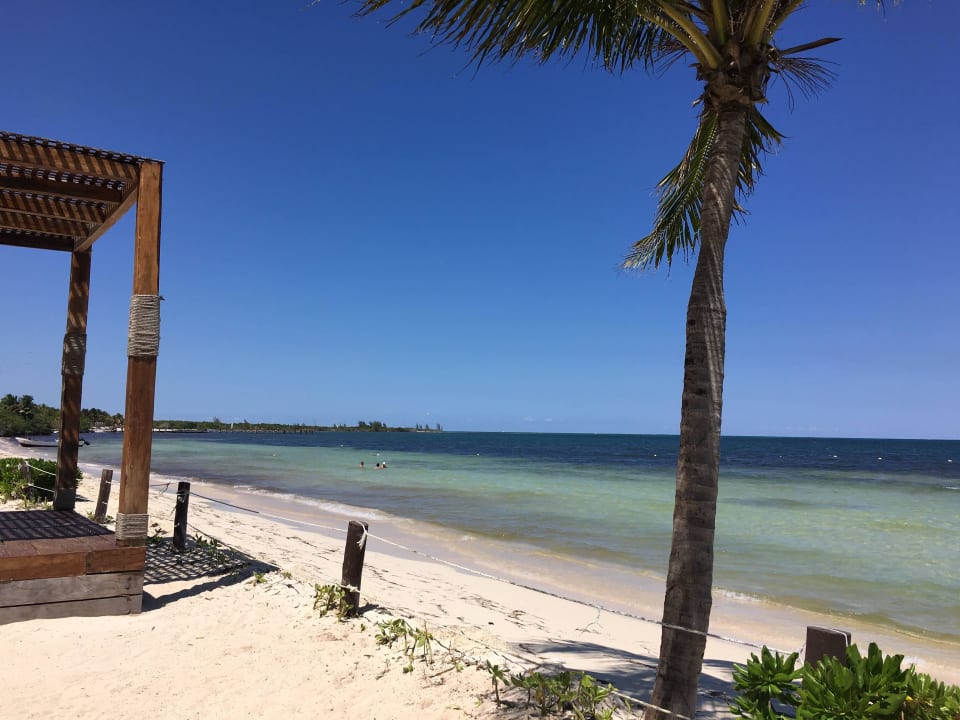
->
(3, 1), (958, 439)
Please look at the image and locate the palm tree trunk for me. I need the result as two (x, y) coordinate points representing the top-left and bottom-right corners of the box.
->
(645, 105), (747, 720)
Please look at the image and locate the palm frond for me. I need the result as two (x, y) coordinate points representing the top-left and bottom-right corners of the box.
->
(355, 0), (703, 73)
(738, 107), (783, 196)
(624, 105), (783, 270)
(624, 111), (716, 270)
(771, 55), (836, 109)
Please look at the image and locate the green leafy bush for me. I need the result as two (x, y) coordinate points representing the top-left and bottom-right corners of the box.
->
(0, 457), (66, 502)
(732, 643), (960, 720)
(798, 643), (908, 720)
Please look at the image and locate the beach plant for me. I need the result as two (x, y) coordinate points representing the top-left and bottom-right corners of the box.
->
(349, 1), (902, 716)
(798, 642), (908, 719)
(192, 533), (229, 565)
(731, 646), (802, 719)
(374, 618), (435, 671)
(85, 511), (115, 525)
(313, 583), (351, 620)
(375, 617), (415, 649)
(731, 642), (960, 720)
(573, 672), (615, 720)
(485, 661), (507, 706)
(902, 672), (960, 720)
(503, 669), (619, 719)
(147, 524), (166, 545)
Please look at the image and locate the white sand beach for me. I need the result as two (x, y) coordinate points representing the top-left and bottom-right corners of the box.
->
(1, 438), (956, 720)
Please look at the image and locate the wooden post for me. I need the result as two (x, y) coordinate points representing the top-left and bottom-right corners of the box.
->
(19, 461), (33, 500)
(93, 469), (113, 523)
(53, 249), (92, 511)
(173, 481), (191, 553)
(118, 161), (162, 547)
(340, 520), (369, 617)
(805, 626), (850, 668)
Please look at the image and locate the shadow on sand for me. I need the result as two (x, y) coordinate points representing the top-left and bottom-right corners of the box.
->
(516, 638), (737, 717)
(141, 538), (278, 611)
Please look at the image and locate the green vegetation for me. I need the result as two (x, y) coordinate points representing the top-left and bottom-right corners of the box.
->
(0, 394), (57, 436)
(313, 583), (351, 620)
(731, 643), (960, 720)
(0, 457), (78, 504)
(484, 664), (620, 719)
(1, 392), (441, 435)
(153, 418), (441, 433)
(0, 393), (123, 436)
(375, 618), (435, 673)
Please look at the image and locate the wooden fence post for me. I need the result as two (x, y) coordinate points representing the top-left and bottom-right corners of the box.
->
(340, 520), (369, 617)
(805, 626), (851, 668)
(94, 469), (113, 523)
(173, 481), (191, 553)
(19, 461), (33, 500)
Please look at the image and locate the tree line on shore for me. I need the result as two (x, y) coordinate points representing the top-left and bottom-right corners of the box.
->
(0, 393), (440, 436)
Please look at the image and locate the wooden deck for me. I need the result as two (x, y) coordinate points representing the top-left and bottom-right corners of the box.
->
(0, 510), (145, 623)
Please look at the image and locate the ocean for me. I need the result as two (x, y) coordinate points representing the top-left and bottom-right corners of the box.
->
(68, 431), (960, 644)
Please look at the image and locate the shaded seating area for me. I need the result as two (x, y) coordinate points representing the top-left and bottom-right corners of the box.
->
(0, 131), (163, 622)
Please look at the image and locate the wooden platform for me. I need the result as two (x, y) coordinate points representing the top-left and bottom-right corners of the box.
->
(0, 510), (145, 623)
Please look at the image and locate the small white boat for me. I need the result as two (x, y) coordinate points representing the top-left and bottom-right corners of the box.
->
(15, 437), (58, 448)
(14, 437), (89, 448)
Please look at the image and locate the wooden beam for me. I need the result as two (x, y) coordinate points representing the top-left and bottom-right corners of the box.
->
(74, 177), (139, 252)
(0, 136), (140, 182)
(0, 210), (89, 238)
(54, 249), (92, 510)
(0, 571), (143, 607)
(118, 161), (162, 546)
(0, 593), (142, 624)
(0, 230), (74, 252)
(0, 172), (124, 205)
(0, 190), (107, 224)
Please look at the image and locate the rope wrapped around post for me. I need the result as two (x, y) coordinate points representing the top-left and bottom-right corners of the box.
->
(127, 294), (161, 358)
(115, 512), (149, 541)
(62, 332), (87, 375)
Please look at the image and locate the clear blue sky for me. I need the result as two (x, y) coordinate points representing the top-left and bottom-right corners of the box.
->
(3, 1), (958, 439)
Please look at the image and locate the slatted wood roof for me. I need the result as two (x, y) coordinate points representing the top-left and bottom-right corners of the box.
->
(0, 131), (161, 253)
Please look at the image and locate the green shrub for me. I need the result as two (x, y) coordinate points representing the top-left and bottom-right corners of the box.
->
(798, 643), (908, 720)
(0, 458), (78, 503)
(731, 646), (801, 720)
(732, 643), (960, 720)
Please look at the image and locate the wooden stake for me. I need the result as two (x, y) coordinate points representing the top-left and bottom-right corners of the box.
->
(173, 481), (191, 553)
(93, 469), (113, 523)
(340, 520), (369, 617)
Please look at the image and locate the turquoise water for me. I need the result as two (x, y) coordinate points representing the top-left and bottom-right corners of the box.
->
(68, 431), (960, 642)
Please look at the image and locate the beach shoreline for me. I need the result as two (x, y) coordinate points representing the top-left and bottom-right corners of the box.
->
(1, 437), (957, 720)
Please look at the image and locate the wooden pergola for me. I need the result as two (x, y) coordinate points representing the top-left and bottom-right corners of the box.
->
(0, 131), (163, 622)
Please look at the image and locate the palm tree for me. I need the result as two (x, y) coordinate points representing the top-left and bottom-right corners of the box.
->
(352, 1), (888, 717)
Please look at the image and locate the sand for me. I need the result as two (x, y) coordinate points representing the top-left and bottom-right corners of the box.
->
(1, 438), (956, 719)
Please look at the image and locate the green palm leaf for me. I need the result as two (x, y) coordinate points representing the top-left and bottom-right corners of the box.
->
(624, 105), (784, 270)
(356, 0), (692, 72)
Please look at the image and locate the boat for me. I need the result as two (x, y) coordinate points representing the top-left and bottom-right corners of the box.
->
(14, 437), (90, 448)
(15, 437), (58, 448)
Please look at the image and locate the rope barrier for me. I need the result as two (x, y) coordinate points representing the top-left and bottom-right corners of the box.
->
(24, 483), (55, 495)
(23, 462), (55, 476)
